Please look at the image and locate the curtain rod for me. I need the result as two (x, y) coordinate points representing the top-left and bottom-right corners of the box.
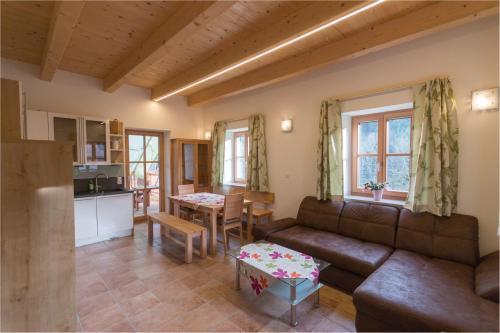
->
(330, 74), (449, 103)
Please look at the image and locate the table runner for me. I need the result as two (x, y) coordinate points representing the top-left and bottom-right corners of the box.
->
(237, 242), (320, 295)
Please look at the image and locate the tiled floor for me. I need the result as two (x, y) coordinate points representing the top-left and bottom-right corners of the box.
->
(76, 223), (356, 332)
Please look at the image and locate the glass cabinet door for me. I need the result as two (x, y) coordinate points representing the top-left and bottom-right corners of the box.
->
(49, 114), (80, 164)
(85, 118), (109, 163)
(182, 143), (195, 185)
(197, 143), (209, 188)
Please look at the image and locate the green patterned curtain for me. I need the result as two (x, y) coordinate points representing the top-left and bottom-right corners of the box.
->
(211, 121), (227, 186)
(247, 114), (269, 191)
(316, 100), (343, 200)
(404, 78), (459, 216)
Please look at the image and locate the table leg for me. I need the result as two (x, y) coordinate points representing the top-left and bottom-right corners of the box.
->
(246, 202), (254, 243)
(209, 210), (217, 256)
(173, 201), (180, 217)
(314, 289), (320, 308)
(185, 235), (193, 264)
(200, 230), (207, 258)
(235, 259), (241, 291)
(290, 282), (298, 327)
(147, 216), (153, 242)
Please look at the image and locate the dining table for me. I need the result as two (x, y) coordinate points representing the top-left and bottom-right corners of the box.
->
(168, 192), (254, 256)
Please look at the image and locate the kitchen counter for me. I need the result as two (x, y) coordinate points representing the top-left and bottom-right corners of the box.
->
(74, 189), (134, 199)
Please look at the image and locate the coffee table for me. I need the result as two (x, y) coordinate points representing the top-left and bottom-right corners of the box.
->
(228, 241), (330, 326)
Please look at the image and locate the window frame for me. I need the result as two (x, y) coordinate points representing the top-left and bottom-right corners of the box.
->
(351, 109), (413, 200)
(232, 130), (249, 184)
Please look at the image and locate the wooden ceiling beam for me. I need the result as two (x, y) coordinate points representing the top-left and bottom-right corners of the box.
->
(40, 1), (85, 81)
(151, 1), (369, 101)
(103, 1), (234, 93)
(187, 1), (499, 107)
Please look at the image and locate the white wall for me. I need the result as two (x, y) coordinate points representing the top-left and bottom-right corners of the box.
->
(202, 17), (500, 256)
(0, 59), (203, 139)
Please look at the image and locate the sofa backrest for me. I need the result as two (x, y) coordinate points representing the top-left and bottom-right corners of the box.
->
(396, 209), (479, 266)
(338, 202), (400, 247)
(296, 196), (344, 233)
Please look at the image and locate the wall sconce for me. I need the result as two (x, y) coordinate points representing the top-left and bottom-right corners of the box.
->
(471, 88), (499, 111)
(281, 119), (293, 133)
(204, 131), (212, 140)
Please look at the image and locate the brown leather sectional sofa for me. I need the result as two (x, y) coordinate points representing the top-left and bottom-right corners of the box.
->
(253, 196), (499, 332)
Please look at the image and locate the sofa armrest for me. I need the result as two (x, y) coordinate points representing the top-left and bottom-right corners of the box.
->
(475, 250), (499, 303)
(253, 218), (297, 241)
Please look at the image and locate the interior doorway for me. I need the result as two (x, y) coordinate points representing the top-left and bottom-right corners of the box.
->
(125, 130), (165, 222)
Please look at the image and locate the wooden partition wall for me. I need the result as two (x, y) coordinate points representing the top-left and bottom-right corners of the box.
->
(1, 78), (76, 331)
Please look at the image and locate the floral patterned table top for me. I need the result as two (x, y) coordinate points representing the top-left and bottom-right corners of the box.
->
(235, 242), (323, 294)
(172, 192), (225, 208)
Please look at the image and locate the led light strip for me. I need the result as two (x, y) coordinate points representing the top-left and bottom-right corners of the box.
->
(154, 0), (385, 102)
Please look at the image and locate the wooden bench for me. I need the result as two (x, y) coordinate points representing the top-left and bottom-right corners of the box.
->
(147, 212), (207, 263)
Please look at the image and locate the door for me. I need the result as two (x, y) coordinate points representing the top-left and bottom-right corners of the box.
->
(48, 113), (81, 164)
(125, 130), (165, 221)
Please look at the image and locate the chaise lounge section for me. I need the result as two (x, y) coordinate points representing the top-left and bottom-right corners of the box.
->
(253, 196), (499, 332)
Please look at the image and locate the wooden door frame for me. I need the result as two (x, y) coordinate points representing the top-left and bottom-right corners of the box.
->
(125, 129), (166, 221)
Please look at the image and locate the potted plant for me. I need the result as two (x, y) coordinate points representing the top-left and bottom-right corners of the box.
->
(364, 181), (387, 201)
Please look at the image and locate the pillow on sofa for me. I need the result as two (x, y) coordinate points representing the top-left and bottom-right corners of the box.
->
(475, 251), (499, 303)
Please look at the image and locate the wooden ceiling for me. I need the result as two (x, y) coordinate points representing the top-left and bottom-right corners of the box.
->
(2, 1), (498, 106)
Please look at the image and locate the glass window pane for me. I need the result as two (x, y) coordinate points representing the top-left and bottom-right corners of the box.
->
(86, 120), (107, 162)
(358, 121), (378, 154)
(358, 156), (377, 188)
(386, 156), (410, 192)
(182, 143), (194, 183)
(387, 117), (411, 154)
(145, 136), (159, 161)
(223, 136), (232, 183)
(146, 162), (160, 188)
(129, 135), (144, 162)
(236, 135), (245, 157)
(129, 163), (144, 189)
(53, 117), (78, 162)
(236, 157), (246, 180)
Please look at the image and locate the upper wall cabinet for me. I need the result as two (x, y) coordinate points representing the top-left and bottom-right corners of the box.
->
(48, 113), (82, 164)
(83, 117), (110, 165)
(25, 110), (112, 165)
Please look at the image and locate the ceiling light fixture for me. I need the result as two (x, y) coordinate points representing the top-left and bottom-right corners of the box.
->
(154, 0), (385, 102)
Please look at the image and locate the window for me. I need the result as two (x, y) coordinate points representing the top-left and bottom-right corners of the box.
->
(223, 129), (249, 184)
(351, 110), (412, 199)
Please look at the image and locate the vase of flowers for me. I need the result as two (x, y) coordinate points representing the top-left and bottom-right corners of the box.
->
(364, 181), (387, 201)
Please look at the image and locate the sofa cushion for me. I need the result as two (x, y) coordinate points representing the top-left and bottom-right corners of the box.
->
(338, 202), (399, 247)
(475, 251), (499, 303)
(296, 196), (344, 233)
(268, 225), (392, 277)
(252, 218), (297, 241)
(353, 250), (499, 332)
(396, 209), (479, 266)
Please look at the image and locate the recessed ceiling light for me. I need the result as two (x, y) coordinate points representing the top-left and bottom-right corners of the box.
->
(154, 0), (385, 102)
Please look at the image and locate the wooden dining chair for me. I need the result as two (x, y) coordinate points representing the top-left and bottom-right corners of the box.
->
(177, 184), (198, 221)
(217, 193), (244, 255)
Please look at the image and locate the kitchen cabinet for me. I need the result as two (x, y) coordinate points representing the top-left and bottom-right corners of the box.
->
(73, 192), (133, 246)
(74, 197), (98, 246)
(96, 193), (133, 236)
(26, 110), (49, 140)
(48, 113), (82, 164)
(84, 117), (110, 164)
